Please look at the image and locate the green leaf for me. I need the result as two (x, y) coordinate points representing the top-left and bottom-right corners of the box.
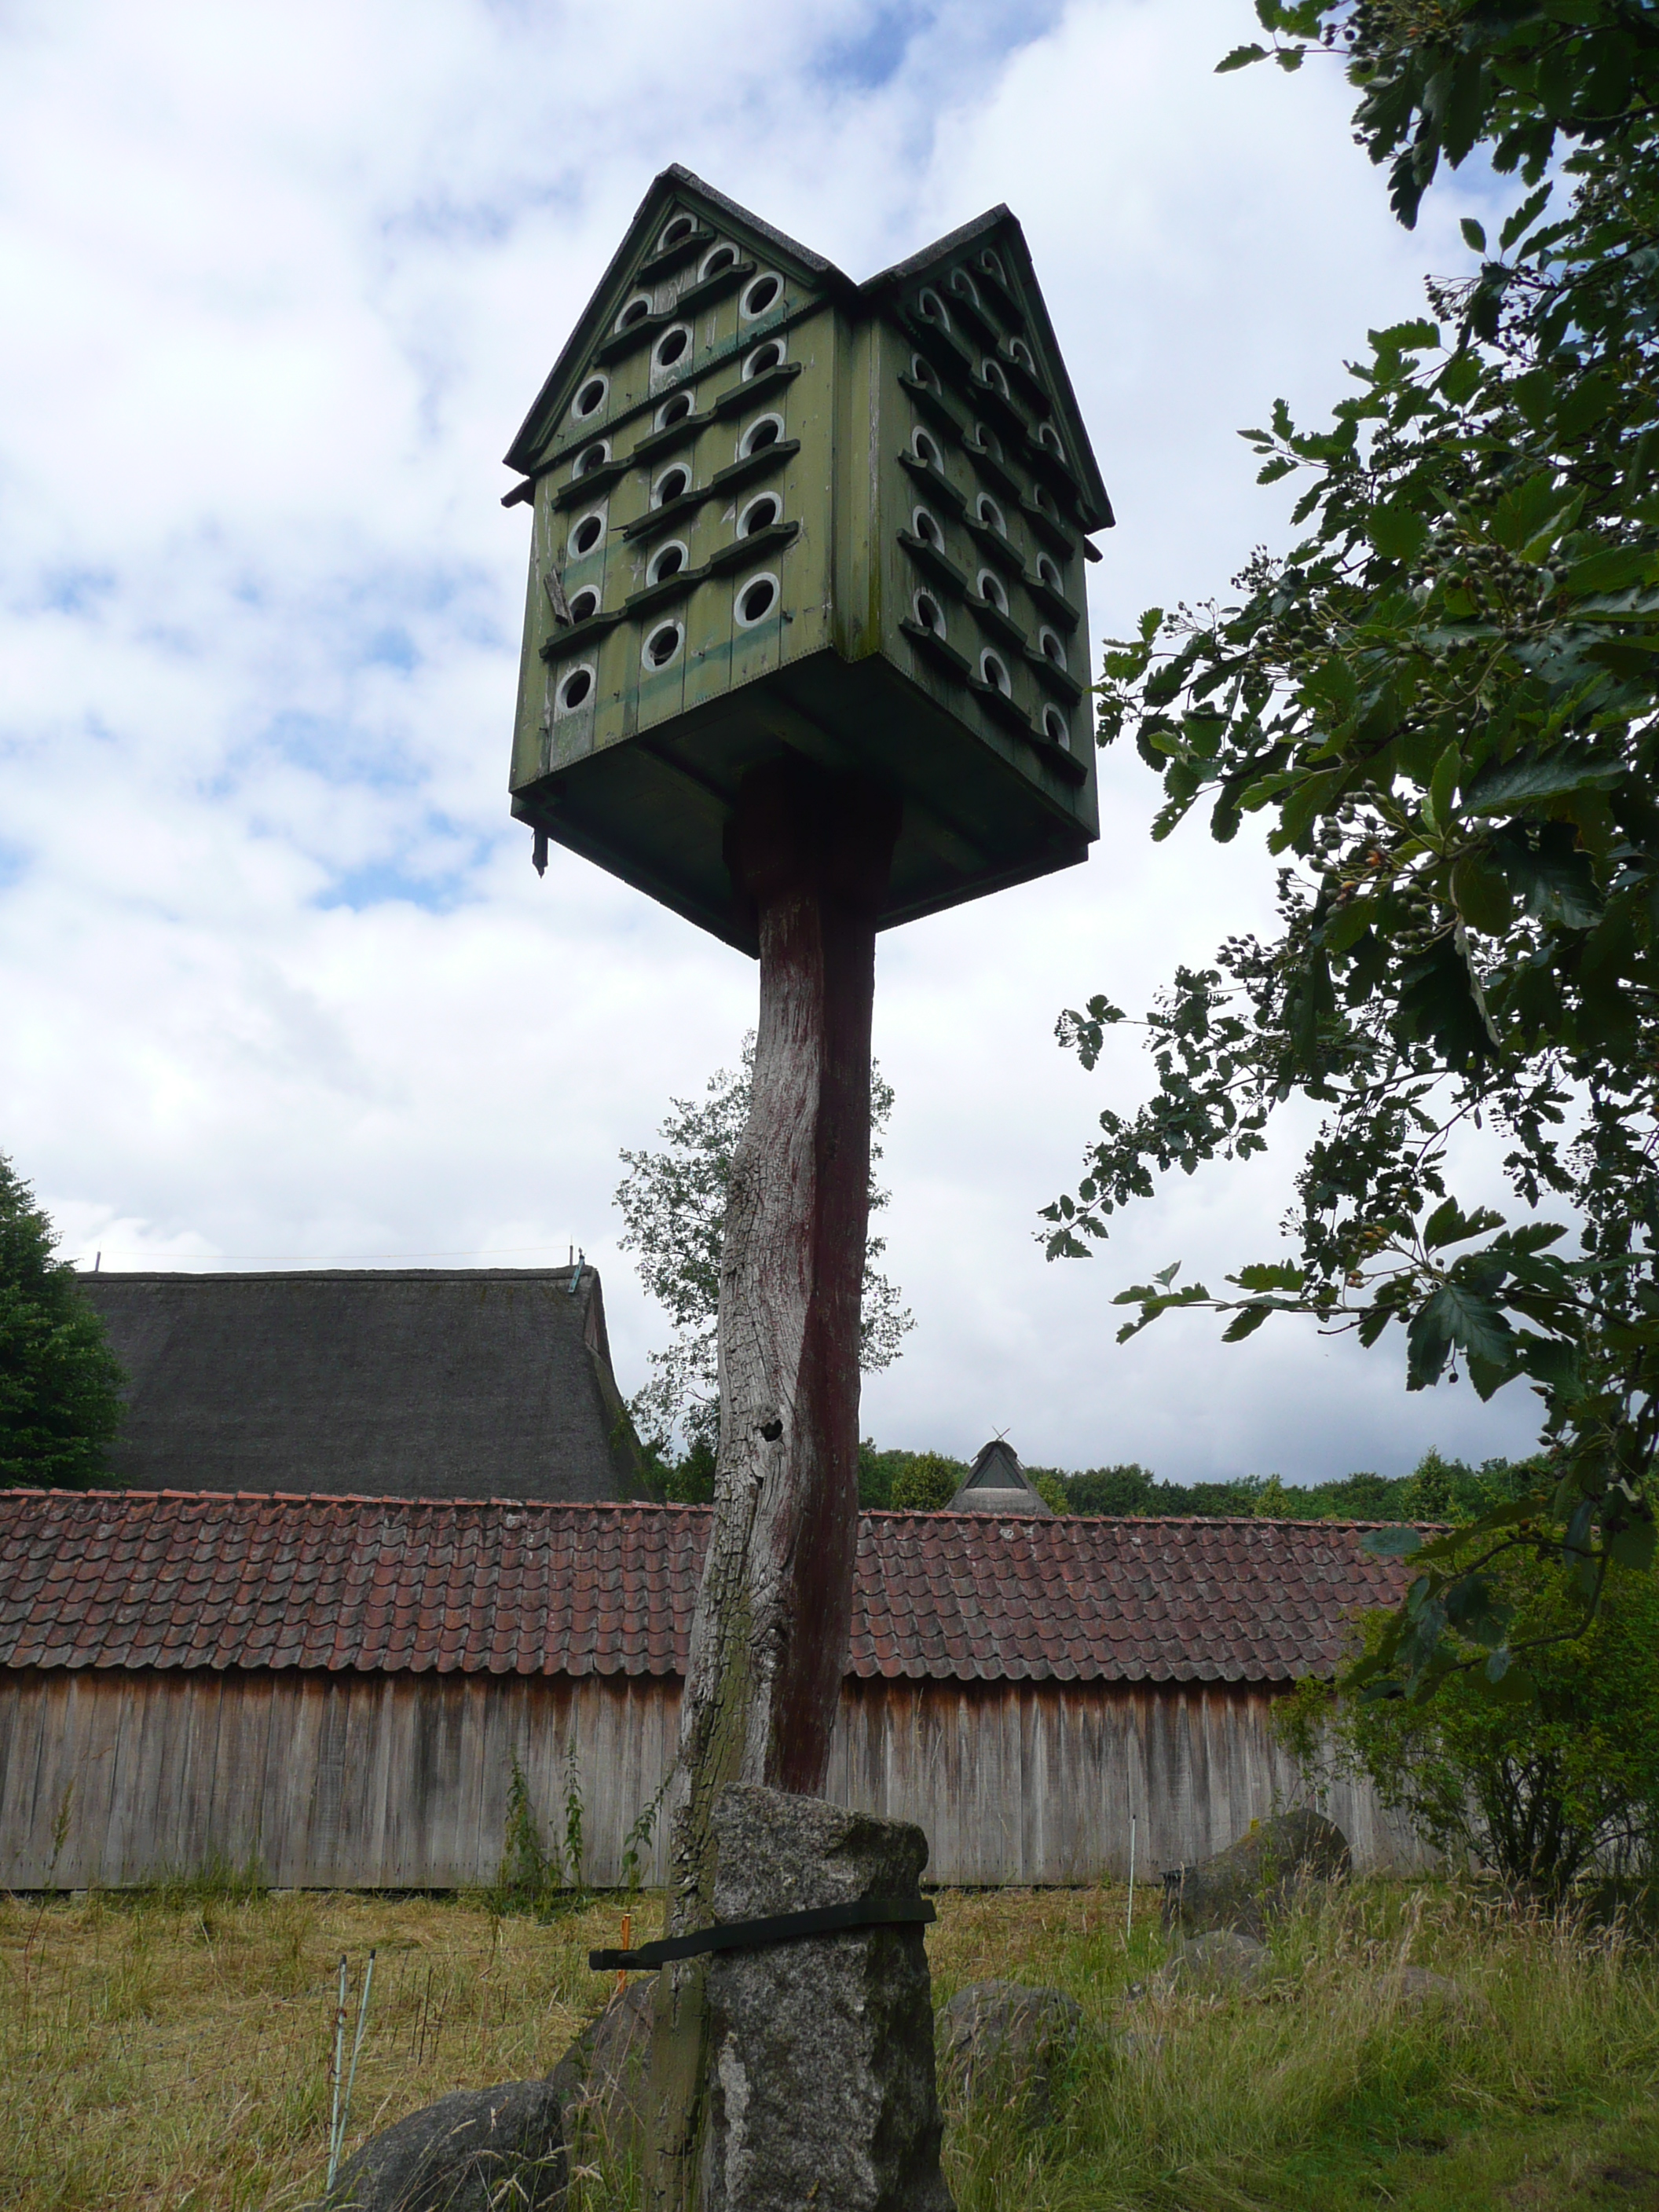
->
(1426, 742), (1463, 831)
(1221, 1304), (1273, 1341)
(1372, 503), (1429, 562)
(1451, 851), (1516, 934)
(1562, 545), (1656, 596)
(1407, 1280), (1514, 1390)
(1499, 182), (1551, 251)
(1489, 471), (1570, 552)
(1361, 1526), (1423, 1558)
(1230, 1261), (1306, 1292)
(1216, 42), (1268, 71)
(1464, 752), (1624, 811)
(1269, 769), (1342, 852)
(1510, 368), (1557, 428)
(1608, 1517), (1657, 1572)
(1437, 350), (1482, 405)
(1502, 837), (1603, 930)
(1324, 898), (1373, 954)
(1423, 1198), (1503, 1252)
(1302, 657), (1359, 718)
(1481, 1664), (1537, 1706)
(1460, 216), (1488, 252)
(1370, 319), (1439, 356)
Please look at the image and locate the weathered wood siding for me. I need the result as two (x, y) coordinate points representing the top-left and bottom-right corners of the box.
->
(0, 1667), (1426, 1889)
(828, 1679), (1426, 1882)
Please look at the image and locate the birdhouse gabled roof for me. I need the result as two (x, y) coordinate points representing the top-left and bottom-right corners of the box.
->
(861, 207), (1113, 535)
(505, 170), (1112, 537)
(504, 165), (855, 476)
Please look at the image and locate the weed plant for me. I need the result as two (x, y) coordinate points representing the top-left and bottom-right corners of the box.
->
(2, 1880), (1657, 2209)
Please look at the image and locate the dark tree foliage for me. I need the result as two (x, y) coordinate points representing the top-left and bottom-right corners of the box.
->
(1046, 0), (1659, 1699)
(857, 1443), (966, 1511)
(1050, 1448), (1539, 1520)
(0, 1155), (123, 1489)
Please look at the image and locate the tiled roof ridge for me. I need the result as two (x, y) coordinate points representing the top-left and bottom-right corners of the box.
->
(9, 1490), (1436, 1528)
(862, 1507), (1440, 1529)
(2, 1488), (706, 1514)
(0, 1489), (1414, 1687)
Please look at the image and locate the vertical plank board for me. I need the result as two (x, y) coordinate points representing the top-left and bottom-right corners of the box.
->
(0, 1668), (1437, 1888)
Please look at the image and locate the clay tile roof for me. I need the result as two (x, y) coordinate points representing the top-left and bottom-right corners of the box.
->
(0, 1493), (1413, 1685)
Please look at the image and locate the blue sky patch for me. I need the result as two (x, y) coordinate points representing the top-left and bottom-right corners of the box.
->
(315, 819), (494, 913)
(36, 566), (116, 616)
(815, 4), (925, 90)
(258, 709), (420, 790)
(362, 625), (419, 672)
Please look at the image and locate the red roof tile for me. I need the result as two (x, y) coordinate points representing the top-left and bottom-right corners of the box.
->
(0, 1492), (1412, 1685)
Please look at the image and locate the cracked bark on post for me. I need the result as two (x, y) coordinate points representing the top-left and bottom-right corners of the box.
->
(643, 756), (901, 2212)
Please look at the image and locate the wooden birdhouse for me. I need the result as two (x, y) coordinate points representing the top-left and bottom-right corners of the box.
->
(504, 167), (1112, 954)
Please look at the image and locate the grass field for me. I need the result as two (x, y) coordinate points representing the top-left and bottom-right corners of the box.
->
(1, 1878), (1657, 2209)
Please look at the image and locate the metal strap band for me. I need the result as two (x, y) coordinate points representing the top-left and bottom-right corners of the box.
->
(588, 1895), (935, 1973)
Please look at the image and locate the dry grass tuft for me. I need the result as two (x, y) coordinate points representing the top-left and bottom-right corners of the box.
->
(0, 1885), (626, 2210)
(3, 1880), (1657, 2209)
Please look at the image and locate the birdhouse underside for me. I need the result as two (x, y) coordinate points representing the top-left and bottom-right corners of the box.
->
(506, 180), (1108, 957)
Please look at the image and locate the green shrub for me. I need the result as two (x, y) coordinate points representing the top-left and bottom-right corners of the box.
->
(888, 1451), (964, 1512)
(1295, 1558), (1659, 1896)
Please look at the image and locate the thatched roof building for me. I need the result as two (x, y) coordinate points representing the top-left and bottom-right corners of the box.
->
(80, 1265), (643, 1502)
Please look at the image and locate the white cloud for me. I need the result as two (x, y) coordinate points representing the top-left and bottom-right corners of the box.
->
(1, 0), (1544, 1486)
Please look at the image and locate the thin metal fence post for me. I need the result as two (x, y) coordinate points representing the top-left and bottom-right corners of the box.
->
(326, 1950), (376, 2193)
(326, 1954), (348, 2192)
(1126, 1812), (1137, 1939)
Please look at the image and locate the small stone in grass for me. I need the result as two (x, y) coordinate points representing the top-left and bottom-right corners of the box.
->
(1152, 1929), (1271, 1997)
(319, 2078), (566, 2211)
(1161, 1811), (1350, 1940)
(940, 1981), (1083, 2124)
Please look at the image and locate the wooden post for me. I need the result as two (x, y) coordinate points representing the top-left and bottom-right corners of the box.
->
(644, 756), (900, 2210)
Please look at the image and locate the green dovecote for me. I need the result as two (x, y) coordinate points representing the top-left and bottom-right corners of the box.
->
(504, 166), (1112, 954)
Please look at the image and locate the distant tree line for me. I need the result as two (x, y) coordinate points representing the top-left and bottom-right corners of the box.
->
(1027, 1450), (1543, 1525)
(643, 1437), (1540, 1521)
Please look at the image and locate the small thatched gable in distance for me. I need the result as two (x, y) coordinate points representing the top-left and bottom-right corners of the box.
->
(949, 1437), (1053, 1516)
(80, 1266), (645, 1503)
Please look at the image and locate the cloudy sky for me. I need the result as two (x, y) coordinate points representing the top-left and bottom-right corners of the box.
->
(2, 0), (1547, 1485)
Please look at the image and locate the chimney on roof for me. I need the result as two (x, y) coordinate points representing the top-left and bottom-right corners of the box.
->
(948, 1439), (1053, 1516)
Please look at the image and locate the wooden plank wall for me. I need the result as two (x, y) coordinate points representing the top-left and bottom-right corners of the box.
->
(0, 1668), (1429, 1889)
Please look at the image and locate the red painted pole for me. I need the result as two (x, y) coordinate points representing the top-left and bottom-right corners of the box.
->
(644, 756), (900, 2209)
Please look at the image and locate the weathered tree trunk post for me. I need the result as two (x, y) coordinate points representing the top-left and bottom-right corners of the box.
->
(644, 756), (901, 2210)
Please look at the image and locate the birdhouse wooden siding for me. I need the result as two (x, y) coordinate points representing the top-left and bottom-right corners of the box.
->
(505, 170), (1111, 954)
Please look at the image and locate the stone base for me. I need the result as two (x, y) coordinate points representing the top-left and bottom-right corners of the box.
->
(698, 1784), (954, 2212)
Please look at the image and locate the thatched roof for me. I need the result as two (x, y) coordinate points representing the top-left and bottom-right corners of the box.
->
(79, 1267), (644, 1503)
